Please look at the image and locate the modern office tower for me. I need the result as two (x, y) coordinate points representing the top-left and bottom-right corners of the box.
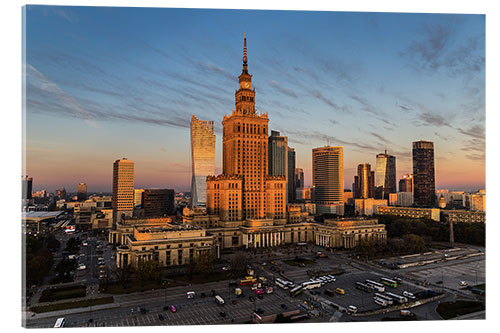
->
(206, 33), (287, 221)
(353, 163), (375, 199)
(399, 174), (413, 193)
(77, 182), (87, 201)
(312, 146), (344, 215)
(112, 158), (135, 223)
(190, 115), (216, 208)
(412, 140), (436, 207)
(134, 189), (144, 208)
(142, 189), (175, 217)
(287, 147), (296, 203)
(22, 176), (33, 200)
(295, 168), (305, 189)
(375, 150), (396, 199)
(268, 130), (288, 177)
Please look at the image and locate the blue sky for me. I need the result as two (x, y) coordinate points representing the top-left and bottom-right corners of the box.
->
(24, 6), (485, 192)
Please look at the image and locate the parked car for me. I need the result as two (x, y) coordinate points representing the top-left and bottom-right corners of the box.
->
(169, 305), (177, 313)
(158, 314), (164, 321)
(140, 308), (146, 314)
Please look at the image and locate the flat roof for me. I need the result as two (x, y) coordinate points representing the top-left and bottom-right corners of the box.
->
(22, 211), (64, 220)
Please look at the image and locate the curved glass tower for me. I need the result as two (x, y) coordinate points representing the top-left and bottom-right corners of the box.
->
(190, 115), (215, 207)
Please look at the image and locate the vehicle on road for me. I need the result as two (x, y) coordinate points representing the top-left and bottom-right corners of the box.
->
(222, 266), (230, 271)
(460, 281), (468, 286)
(266, 287), (273, 294)
(289, 285), (305, 298)
(82, 242), (88, 246)
(187, 291), (195, 299)
(256, 288), (265, 295)
(275, 278), (292, 289)
(140, 307), (146, 314)
(374, 293), (393, 305)
(366, 280), (385, 292)
(169, 305), (177, 313)
(374, 297), (388, 307)
(255, 308), (264, 315)
(324, 289), (335, 297)
(381, 277), (398, 288)
(394, 277), (403, 285)
(78, 264), (86, 270)
(54, 318), (65, 328)
(219, 311), (227, 317)
(436, 281), (443, 284)
(355, 282), (373, 292)
(348, 305), (358, 313)
(385, 292), (408, 304)
(400, 310), (415, 317)
(158, 314), (164, 321)
(215, 295), (225, 305)
(240, 277), (257, 286)
(235, 288), (242, 296)
(335, 288), (345, 295)
(403, 291), (416, 299)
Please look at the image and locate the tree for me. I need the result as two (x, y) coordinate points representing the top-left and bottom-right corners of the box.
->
(195, 251), (215, 276)
(112, 265), (133, 289)
(402, 234), (427, 254)
(134, 260), (161, 286)
(230, 253), (249, 273)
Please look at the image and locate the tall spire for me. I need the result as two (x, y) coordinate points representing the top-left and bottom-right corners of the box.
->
(243, 32), (247, 64)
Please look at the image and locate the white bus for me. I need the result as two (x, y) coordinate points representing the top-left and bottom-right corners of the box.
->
(374, 297), (388, 307)
(276, 278), (290, 289)
(366, 280), (385, 292)
(303, 280), (322, 290)
(385, 292), (408, 304)
(374, 293), (393, 305)
(54, 318), (65, 328)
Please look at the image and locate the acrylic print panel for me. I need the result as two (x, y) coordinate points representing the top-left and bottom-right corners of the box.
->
(22, 5), (485, 328)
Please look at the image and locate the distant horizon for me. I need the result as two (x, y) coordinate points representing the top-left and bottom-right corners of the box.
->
(24, 7), (485, 195)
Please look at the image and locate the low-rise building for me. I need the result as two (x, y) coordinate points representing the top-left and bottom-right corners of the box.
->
(377, 206), (440, 222)
(116, 224), (219, 268)
(355, 198), (388, 216)
(442, 209), (486, 224)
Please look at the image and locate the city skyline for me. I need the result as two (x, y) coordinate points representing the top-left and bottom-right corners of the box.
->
(24, 6), (485, 192)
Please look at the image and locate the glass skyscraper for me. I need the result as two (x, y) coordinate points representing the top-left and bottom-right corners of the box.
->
(412, 141), (436, 207)
(375, 150), (396, 199)
(190, 115), (215, 208)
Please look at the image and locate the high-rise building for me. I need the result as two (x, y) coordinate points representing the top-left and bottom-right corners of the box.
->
(375, 150), (396, 199)
(112, 158), (134, 223)
(353, 163), (375, 199)
(206, 33), (287, 222)
(412, 140), (436, 207)
(399, 174), (413, 193)
(77, 182), (87, 201)
(22, 176), (33, 200)
(142, 189), (175, 217)
(312, 146), (344, 215)
(134, 189), (144, 208)
(287, 147), (296, 203)
(295, 168), (304, 189)
(55, 187), (67, 200)
(190, 115), (216, 208)
(268, 130), (288, 177)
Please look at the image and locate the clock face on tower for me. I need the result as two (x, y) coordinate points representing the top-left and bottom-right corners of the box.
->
(242, 82), (250, 89)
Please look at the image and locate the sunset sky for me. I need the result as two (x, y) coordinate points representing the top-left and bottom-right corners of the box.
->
(23, 6), (485, 193)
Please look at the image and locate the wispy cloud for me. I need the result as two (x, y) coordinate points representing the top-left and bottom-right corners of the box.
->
(308, 89), (350, 113)
(269, 80), (298, 98)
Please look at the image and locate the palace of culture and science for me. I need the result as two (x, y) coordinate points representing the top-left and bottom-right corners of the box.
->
(111, 34), (387, 269)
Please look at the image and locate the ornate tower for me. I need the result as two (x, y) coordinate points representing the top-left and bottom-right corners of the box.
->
(208, 33), (287, 222)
